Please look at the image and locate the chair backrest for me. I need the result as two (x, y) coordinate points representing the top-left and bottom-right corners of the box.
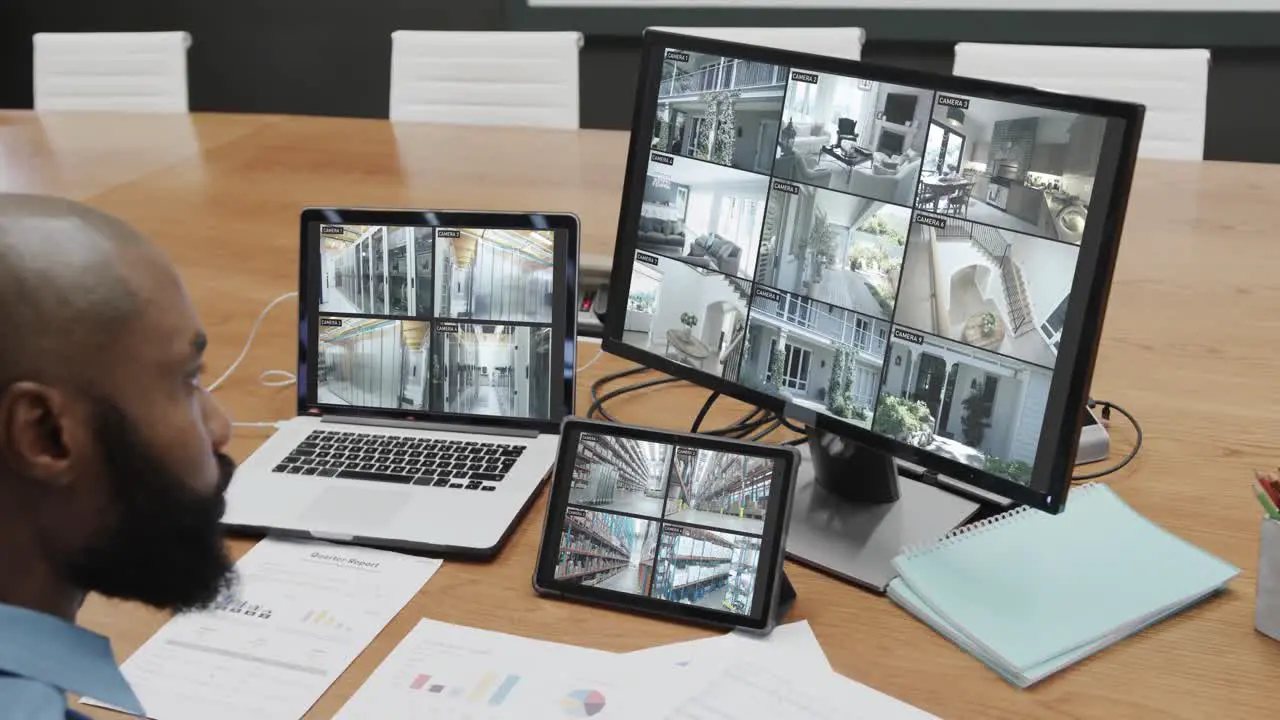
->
(33, 31), (192, 113)
(952, 43), (1211, 161)
(649, 27), (866, 61)
(389, 30), (583, 129)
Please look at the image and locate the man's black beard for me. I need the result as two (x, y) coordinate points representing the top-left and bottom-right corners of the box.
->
(65, 399), (237, 613)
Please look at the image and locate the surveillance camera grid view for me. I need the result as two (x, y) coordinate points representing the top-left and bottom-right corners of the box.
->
(556, 432), (776, 616)
(315, 224), (557, 420)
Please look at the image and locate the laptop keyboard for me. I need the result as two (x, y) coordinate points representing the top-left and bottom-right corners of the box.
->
(271, 429), (525, 492)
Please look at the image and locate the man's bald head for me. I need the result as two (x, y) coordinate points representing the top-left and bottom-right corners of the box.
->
(0, 194), (167, 392)
(0, 195), (236, 619)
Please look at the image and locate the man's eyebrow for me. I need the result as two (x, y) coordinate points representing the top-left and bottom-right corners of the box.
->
(190, 331), (208, 357)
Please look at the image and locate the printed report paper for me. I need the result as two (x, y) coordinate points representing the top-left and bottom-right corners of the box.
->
(333, 618), (708, 720)
(628, 620), (832, 674)
(670, 661), (941, 720)
(84, 537), (440, 720)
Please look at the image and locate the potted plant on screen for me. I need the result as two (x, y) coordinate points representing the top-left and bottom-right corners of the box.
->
(980, 311), (998, 337)
(679, 312), (699, 339)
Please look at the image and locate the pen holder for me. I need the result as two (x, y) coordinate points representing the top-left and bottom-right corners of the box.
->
(1258, 518), (1280, 642)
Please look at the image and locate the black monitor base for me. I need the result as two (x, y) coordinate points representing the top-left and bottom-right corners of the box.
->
(783, 430), (994, 594)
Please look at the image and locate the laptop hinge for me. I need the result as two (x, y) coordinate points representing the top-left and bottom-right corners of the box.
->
(321, 415), (539, 439)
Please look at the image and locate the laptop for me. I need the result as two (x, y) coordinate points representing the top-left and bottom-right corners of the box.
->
(221, 208), (580, 557)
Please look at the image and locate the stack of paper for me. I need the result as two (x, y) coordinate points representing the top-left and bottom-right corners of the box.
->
(333, 619), (941, 719)
(887, 482), (1240, 688)
(83, 537), (442, 720)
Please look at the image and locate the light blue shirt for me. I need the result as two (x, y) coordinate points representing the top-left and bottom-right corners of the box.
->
(0, 602), (144, 719)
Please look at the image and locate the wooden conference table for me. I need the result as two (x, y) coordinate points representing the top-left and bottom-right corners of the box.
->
(2, 111), (1277, 718)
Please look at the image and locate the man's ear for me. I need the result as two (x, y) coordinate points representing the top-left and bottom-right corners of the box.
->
(0, 381), (76, 486)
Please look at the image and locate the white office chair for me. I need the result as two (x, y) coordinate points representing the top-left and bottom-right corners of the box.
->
(953, 43), (1211, 161)
(649, 26), (866, 61)
(32, 31), (192, 113)
(389, 30), (584, 130)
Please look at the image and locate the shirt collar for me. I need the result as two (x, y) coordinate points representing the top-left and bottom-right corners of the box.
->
(0, 602), (145, 717)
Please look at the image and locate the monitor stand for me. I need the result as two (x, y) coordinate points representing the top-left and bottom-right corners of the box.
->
(782, 430), (990, 594)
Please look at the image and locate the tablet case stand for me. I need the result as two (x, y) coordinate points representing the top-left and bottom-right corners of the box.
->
(776, 571), (797, 622)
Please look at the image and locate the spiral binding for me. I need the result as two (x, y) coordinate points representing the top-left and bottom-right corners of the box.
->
(897, 482), (1101, 560)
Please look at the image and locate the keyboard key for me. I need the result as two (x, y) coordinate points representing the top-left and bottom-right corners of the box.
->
(316, 468), (338, 477)
(374, 464), (391, 473)
(468, 472), (504, 482)
(272, 464), (290, 473)
(432, 479), (450, 487)
(297, 442), (319, 450)
(336, 469), (414, 484)
(481, 486), (496, 492)
(302, 467), (320, 476)
(292, 449), (316, 458)
(448, 483), (464, 489)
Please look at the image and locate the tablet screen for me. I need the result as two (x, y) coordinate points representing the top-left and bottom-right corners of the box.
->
(549, 430), (784, 618)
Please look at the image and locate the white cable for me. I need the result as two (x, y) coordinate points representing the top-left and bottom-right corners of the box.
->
(208, 291), (298, 392)
(577, 347), (605, 373)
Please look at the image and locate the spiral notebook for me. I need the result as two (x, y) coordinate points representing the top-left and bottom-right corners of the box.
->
(887, 483), (1239, 687)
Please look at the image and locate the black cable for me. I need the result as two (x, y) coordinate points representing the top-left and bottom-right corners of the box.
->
(690, 391), (721, 433)
(778, 416), (807, 435)
(586, 366), (666, 421)
(587, 377), (680, 422)
(1072, 399), (1143, 482)
(748, 419), (784, 441)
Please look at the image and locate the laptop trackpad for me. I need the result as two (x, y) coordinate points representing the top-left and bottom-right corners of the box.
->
(298, 486), (408, 535)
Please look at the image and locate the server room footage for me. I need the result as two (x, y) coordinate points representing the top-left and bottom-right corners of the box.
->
(554, 434), (774, 616)
(624, 49), (1106, 487)
(315, 225), (557, 420)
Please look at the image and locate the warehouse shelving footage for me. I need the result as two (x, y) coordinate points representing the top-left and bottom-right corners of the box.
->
(552, 432), (780, 617)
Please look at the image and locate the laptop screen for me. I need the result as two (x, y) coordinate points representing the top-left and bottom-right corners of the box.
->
(299, 213), (578, 431)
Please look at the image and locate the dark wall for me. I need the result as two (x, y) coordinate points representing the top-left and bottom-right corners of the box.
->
(2, 1), (1276, 163)
(0, 0), (505, 116)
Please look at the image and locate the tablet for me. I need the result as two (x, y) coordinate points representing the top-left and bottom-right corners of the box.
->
(533, 417), (800, 632)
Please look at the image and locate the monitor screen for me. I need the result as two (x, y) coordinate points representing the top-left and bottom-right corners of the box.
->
(550, 430), (780, 617)
(604, 35), (1141, 511)
(300, 215), (576, 431)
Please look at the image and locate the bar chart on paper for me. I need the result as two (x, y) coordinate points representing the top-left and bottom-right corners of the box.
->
(333, 619), (676, 720)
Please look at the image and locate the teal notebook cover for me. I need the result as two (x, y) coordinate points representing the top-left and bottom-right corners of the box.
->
(890, 483), (1239, 673)
(886, 577), (1223, 687)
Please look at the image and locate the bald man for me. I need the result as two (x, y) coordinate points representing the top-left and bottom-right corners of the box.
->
(0, 194), (236, 719)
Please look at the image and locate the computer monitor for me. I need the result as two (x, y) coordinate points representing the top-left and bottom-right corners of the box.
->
(601, 31), (1144, 591)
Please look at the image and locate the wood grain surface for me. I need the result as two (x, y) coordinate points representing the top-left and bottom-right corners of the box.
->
(2, 111), (1276, 719)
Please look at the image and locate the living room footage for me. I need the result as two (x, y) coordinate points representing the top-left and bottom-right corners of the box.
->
(775, 69), (934, 208)
(553, 507), (764, 616)
(316, 316), (554, 420)
(319, 224), (555, 324)
(567, 433), (776, 535)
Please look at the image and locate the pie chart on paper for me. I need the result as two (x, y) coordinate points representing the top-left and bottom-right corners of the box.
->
(560, 689), (607, 717)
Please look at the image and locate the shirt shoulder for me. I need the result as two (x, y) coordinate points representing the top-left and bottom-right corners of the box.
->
(0, 673), (71, 720)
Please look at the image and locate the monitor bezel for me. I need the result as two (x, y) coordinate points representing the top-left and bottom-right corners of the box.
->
(298, 207), (579, 435)
(532, 416), (800, 633)
(601, 30), (1144, 514)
